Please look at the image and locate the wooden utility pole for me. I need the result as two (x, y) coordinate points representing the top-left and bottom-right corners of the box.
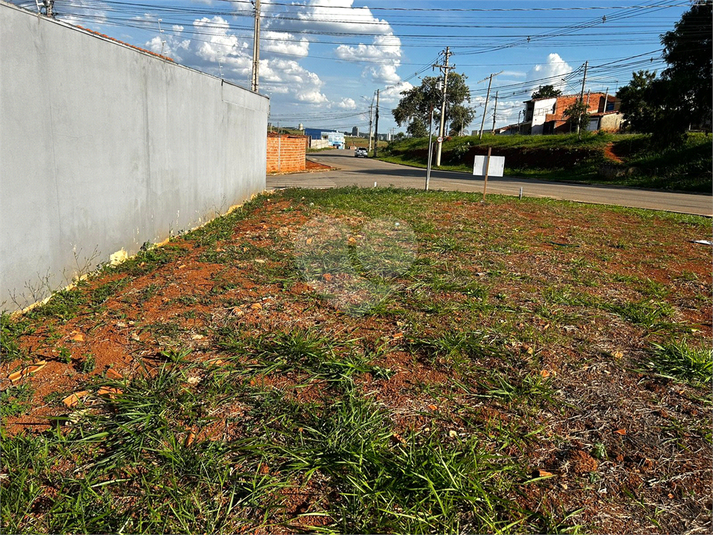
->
(434, 47), (454, 167)
(491, 91), (499, 134)
(482, 146), (492, 202)
(373, 89), (380, 158)
(251, 0), (261, 92)
(478, 71), (502, 139)
(576, 60), (588, 136)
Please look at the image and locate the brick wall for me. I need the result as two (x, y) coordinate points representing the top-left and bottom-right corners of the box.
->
(266, 134), (307, 174)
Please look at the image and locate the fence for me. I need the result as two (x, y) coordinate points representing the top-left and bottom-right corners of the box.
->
(0, 3), (269, 311)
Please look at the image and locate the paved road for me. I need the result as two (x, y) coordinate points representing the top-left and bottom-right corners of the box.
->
(267, 149), (712, 217)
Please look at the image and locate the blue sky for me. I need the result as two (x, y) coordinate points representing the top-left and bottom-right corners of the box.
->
(13, 1), (691, 133)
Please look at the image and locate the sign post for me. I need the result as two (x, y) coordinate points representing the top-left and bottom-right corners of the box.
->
(482, 147), (492, 201)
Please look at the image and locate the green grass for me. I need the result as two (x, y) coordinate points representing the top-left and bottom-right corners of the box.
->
(0, 383), (34, 420)
(1, 312), (30, 362)
(379, 131), (712, 192)
(1, 363), (571, 533)
(646, 341), (712, 387)
(3, 187), (711, 534)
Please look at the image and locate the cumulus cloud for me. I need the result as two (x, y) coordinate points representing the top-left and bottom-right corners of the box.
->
(335, 33), (402, 63)
(262, 31), (310, 58)
(379, 81), (414, 104)
(526, 53), (573, 93)
(261, 59), (328, 104)
(337, 98), (357, 109)
(145, 35), (191, 62)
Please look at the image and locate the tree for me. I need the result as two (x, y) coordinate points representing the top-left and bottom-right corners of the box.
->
(617, 2), (712, 141)
(531, 85), (562, 100)
(616, 70), (659, 132)
(392, 73), (474, 137)
(660, 0), (712, 130)
(563, 101), (591, 134)
(448, 105), (476, 136)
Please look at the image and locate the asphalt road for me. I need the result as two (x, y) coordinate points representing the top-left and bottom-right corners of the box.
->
(267, 149), (712, 217)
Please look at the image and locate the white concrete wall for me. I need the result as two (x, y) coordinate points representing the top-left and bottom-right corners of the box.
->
(531, 98), (557, 135)
(0, 2), (269, 311)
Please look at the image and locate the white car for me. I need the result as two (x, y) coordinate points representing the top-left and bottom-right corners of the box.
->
(354, 148), (368, 158)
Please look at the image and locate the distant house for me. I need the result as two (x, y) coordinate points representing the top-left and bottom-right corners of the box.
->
(522, 93), (622, 135)
(495, 124), (523, 135)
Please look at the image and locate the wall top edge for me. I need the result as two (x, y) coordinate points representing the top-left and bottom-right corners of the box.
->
(0, 0), (269, 102)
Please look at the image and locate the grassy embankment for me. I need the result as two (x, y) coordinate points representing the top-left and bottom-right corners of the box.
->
(378, 132), (712, 193)
(2, 188), (711, 533)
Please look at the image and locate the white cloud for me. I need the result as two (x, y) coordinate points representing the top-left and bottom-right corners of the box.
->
(526, 53), (573, 93)
(337, 98), (357, 109)
(335, 34), (401, 63)
(296, 90), (329, 104)
(58, 0), (110, 27)
(379, 81), (414, 104)
(261, 59), (328, 104)
(262, 31), (310, 58)
(367, 64), (401, 85)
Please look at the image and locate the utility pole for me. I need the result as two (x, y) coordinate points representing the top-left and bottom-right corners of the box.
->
(517, 110), (522, 134)
(425, 107), (435, 190)
(373, 89), (380, 158)
(576, 60), (588, 136)
(478, 71), (502, 139)
(491, 91), (499, 134)
(368, 94), (374, 153)
(434, 47), (454, 167)
(251, 0), (261, 92)
(157, 18), (166, 56)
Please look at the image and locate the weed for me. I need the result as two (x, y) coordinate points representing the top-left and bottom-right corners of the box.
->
(1, 312), (30, 362)
(604, 299), (674, 328)
(0, 383), (34, 420)
(79, 354), (96, 373)
(113, 244), (183, 277)
(91, 278), (128, 305)
(160, 348), (193, 364)
(592, 442), (607, 461)
(28, 287), (87, 322)
(58, 346), (72, 364)
(646, 341), (712, 387)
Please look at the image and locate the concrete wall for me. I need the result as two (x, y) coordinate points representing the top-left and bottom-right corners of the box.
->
(266, 134), (307, 174)
(0, 3), (269, 311)
(530, 98), (557, 135)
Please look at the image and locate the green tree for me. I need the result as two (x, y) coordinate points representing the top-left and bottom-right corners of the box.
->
(563, 101), (591, 134)
(531, 85), (562, 100)
(448, 105), (476, 136)
(392, 73), (474, 137)
(660, 0), (712, 130)
(616, 70), (659, 132)
(617, 1), (711, 142)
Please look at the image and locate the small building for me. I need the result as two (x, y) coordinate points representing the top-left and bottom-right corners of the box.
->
(352, 126), (359, 136)
(303, 128), (345, 149)
(522, 93), (622, 135)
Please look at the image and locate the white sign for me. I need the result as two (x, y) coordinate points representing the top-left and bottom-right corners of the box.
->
(473, 155), (505, 177)
(437, 136), (443, 143)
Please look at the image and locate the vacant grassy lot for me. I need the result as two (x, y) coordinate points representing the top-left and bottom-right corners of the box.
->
(2, 188), (711, 533)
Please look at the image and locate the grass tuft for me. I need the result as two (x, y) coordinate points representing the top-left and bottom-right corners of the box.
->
(647, 341), (712, 387)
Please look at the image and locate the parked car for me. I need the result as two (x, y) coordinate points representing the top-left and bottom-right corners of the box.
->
(354, 148), (368, 158)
